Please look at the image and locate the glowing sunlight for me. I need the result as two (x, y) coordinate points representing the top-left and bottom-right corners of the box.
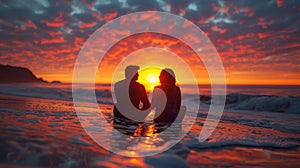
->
(137, 67), (161, 91)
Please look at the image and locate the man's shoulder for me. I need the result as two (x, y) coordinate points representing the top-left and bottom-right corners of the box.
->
(115, 79), (126, 85)
(133, 82), (145, 88)
(114, 80), (128, 90)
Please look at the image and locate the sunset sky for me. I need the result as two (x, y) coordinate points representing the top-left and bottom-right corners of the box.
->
(0, 0), (299, 85)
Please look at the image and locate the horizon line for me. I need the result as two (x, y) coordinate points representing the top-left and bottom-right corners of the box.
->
(67, 82), (300, 86)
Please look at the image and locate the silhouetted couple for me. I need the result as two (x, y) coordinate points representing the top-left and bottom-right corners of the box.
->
(113, 65), (185, 135)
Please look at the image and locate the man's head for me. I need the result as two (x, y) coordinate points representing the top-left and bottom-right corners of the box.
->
(125, 65), (140, 81)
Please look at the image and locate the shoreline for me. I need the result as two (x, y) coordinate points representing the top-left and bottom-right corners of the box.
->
(0, 93), (299, 167)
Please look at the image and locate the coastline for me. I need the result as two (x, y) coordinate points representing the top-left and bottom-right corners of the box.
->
(0, 94), (299, 167)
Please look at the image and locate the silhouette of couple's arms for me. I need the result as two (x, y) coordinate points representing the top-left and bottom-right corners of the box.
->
(130, 82), (150, 110)
(114, 80), (184, 123)
(114, 80), (151, 121)
(128, 82), (151, 121)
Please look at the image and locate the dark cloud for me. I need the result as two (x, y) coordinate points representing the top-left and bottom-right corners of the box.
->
(0, 0), (299, 82)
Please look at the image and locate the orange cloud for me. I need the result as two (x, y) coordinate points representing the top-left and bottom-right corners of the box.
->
(42, 12), (66, 27)
(78, 21), (97, 29)
(23, 20), (37, 29)
(41, 37), (65, 44)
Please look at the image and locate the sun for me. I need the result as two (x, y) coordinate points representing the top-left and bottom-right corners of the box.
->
(148, 76), (158, 84)
(137, 67), (161, 91)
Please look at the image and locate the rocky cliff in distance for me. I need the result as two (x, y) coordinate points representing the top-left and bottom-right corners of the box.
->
(0, 64), (47, 83)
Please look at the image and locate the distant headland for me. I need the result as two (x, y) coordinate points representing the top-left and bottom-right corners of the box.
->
(0, 64), (61, 83)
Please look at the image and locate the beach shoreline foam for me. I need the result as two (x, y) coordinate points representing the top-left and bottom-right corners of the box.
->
(0, 88), (299, 167)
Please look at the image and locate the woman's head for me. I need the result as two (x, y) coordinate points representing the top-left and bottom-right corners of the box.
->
(159, 68), (176, 87)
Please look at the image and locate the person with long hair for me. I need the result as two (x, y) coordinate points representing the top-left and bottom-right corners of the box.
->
(152, 68), (184, 124)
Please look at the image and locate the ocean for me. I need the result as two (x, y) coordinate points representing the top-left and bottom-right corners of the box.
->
(0, 83), (299, 167)
(1, 83), (299, 113)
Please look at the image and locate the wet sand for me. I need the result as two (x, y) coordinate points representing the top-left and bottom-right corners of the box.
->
(0, 94), (299, 167)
